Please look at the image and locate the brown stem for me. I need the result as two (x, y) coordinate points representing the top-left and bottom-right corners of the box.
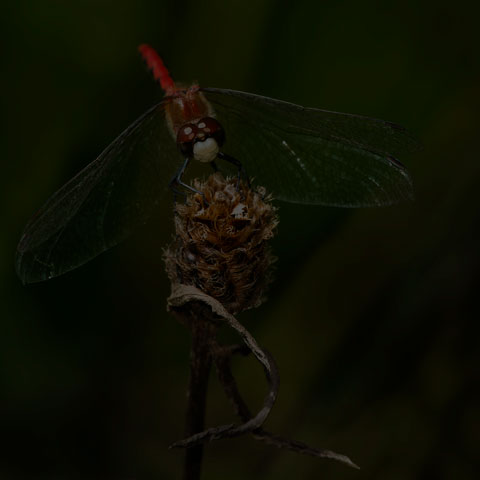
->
(179, 305), (217, 480)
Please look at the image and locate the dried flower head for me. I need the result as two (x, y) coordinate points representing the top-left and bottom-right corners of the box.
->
(164, 173), (278, 314)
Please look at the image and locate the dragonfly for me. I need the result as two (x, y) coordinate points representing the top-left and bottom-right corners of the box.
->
(16, 44), (417, 284)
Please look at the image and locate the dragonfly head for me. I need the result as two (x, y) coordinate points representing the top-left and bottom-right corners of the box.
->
(177, 117), (225, 163)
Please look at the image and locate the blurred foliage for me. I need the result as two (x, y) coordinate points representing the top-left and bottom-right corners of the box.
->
(1, 0), (479, 479)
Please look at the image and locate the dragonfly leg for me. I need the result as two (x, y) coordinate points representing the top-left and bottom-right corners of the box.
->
(217, 152), (251, 189)
(169, 156), (207, 203)
(210, 160), (220, 173)
(169, 157), (188, 202)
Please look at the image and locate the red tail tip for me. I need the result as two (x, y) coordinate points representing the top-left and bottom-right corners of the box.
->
(138, 44), (176, 95)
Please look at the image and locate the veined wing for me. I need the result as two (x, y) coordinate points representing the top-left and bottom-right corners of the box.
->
(16, 101), (180, 284)
(203, 88), (418, 206)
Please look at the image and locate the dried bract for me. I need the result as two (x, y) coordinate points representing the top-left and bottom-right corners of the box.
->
(164, 174), (278, 314)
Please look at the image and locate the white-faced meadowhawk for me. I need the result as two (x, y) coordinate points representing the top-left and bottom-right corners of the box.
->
(16, 44), (418, 284)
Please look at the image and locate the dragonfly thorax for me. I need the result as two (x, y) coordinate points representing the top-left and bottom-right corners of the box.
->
(176, 117), (225, 162)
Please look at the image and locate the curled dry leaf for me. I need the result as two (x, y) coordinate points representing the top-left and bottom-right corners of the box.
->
(167, 283), (279, 446)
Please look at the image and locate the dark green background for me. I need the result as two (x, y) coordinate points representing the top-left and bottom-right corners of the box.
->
(1, 1), (478, 479)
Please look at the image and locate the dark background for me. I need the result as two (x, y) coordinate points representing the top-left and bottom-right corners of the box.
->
(1, 0), (479, 479)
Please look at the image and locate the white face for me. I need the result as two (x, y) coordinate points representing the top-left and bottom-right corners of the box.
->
(193, 137), (219, 163)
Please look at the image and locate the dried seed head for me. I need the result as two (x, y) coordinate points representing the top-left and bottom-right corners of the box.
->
(164, 173), (278, 314)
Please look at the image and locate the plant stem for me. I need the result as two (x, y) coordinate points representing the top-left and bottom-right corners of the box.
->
(183, 308), (216, 480)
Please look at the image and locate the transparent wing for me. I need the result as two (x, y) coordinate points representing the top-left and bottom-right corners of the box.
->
(16, 101), (181, 284)
(203, 88), (418, 206)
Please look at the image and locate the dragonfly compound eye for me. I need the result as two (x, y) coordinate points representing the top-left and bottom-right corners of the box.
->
(197, 117), (225, 147)
(177, 123), (197, 156)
